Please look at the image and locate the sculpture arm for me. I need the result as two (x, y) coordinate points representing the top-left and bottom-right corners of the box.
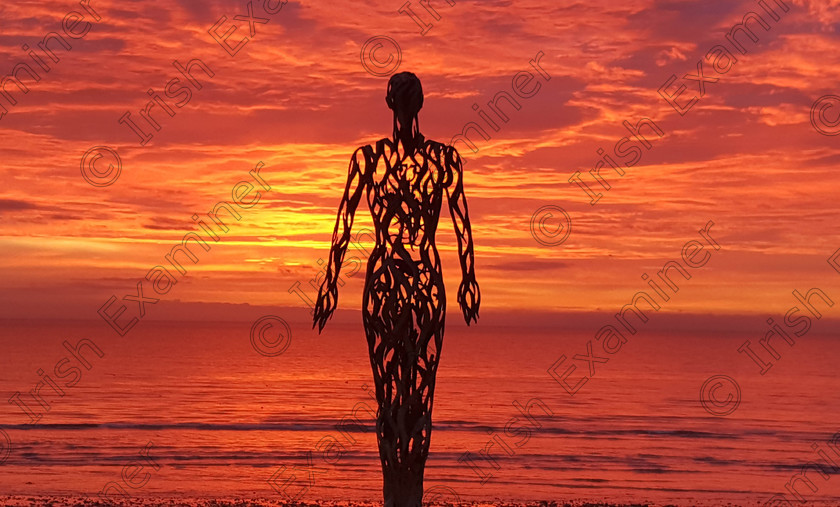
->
(445, 146), (480, 325)
(313, 147), (370, 332)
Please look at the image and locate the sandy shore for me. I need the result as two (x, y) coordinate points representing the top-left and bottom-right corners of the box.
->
(0, 498), (676, 507)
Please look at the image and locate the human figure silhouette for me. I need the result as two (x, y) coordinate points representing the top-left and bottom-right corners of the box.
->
(313, 71), (480, 506)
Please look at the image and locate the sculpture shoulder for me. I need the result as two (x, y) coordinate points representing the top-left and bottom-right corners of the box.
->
(420, 139), (453, 159)
(348, 144), (379, 176)
(373, 138), (395, 156)
(434, 142), (462, 187)
(351, 143), (376, 159)
(443, 143), (462, 166)
(422, 139), (462, 168)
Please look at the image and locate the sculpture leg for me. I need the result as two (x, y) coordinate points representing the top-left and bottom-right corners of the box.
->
(365, 294), (443, 506)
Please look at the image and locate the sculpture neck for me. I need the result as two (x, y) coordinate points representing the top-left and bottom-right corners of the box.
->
(393, 115), (422, 158)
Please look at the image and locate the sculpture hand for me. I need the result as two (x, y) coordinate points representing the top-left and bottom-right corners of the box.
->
(457, 279), (480, 325)
(313, 285), (338, 333)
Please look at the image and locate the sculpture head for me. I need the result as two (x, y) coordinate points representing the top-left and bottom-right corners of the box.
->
(386, 72), (424, 128)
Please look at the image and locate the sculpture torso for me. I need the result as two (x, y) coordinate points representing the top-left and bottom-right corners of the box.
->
(364, 136), (452, 296)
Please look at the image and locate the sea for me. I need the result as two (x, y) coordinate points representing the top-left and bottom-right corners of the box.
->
(1, 316), (839, 506)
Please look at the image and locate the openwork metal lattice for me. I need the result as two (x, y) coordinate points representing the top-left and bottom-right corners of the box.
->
(314, 72), (480, 506)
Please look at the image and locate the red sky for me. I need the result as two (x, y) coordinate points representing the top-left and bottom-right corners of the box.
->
(2, 0), (840, 324)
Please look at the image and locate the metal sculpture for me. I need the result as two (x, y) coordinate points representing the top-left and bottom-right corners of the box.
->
(313, 71), (480, 506)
